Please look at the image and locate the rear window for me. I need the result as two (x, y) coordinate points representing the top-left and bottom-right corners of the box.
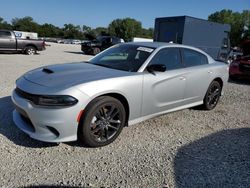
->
(182, 48), (208, 67)
(0, 31), (11, 38)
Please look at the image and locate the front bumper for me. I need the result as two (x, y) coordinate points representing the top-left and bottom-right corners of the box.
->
(11, 89), (86, 143)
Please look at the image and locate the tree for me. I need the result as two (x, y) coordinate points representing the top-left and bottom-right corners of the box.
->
(94, 27), (109, 36)
(82, 25), (91, 32)
(63, 23), (83, 39)
(11, 16), (39, 32)
(140, 28), (154, 38)
(108, 18), (142, 41)
(208, 9), (250, 46)
(0, 17), (12, 30)
(241, 10), (250, 40)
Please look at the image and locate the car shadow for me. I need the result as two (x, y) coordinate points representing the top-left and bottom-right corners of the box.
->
(0, 51), (40, 55)
(0, 96), (57, 148)
(174, 128), (250, 187)
(0, 51), (21, 55)
(64, 51), (84, 55)
(228, 78), (250, 86)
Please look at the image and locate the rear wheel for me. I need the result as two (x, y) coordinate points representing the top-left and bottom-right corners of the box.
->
(25, 46), (36, 55)
(92, 47), (100, 55)
(202, 81), (222, 110)
(78, 96), (126, 147)
(229, 75), (237, 80)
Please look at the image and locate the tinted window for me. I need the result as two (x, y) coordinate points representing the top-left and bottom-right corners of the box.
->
(149, 48), (182, 70)
(0, 31), (11, 38)
(182, 49), (208, 67)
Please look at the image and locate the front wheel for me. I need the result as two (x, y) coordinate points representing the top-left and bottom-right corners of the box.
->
(202, 81), (222, 110)
(78, 96), (126, 147)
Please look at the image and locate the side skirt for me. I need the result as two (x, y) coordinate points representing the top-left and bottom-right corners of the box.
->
(128, 101), (203, 126)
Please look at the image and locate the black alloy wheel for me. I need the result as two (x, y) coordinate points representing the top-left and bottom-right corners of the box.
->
(79, 96), (126, 147)
(203, 81), (222, 110)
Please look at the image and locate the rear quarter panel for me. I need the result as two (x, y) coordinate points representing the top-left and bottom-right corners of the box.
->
(211, 61), (229, 94)
(16, 39), (44, 51)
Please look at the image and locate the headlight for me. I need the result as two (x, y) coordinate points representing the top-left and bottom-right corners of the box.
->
(15, 88), (78, 107)
(35, 95), (78, 107)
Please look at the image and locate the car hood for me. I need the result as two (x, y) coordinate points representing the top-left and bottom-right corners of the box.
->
(23, 62), (133, 88)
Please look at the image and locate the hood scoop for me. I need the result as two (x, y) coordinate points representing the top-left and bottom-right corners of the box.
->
(42, 68), (54, 74)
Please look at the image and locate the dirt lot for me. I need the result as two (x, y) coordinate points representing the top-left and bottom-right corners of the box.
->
(0, 43), (250, 187)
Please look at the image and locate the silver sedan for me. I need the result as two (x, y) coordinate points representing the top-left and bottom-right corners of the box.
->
(12, 42), (228, 147)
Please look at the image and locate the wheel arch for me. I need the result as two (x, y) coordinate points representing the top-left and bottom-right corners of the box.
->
(101, 93), (130, 125)
(24, 44), (38, 50)
(79, 92), (130, 126)
(213, 77), (223, 89)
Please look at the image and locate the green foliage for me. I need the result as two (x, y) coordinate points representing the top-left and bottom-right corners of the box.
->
(108, 18), (143, 41)
(63, 24), (83, 39)
(0, 16), (153, 41)
(141, 28), (154, 39)
(208, 9), (250, 46)
(94, 27), (109, 36)
(12, 16), (39, 32)
(0, 17), (12, 30)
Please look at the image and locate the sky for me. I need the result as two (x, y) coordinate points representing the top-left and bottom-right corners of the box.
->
(1, 0), (249, 29)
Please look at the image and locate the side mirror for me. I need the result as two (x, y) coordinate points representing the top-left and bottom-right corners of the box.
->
(147, 64), (166, 73)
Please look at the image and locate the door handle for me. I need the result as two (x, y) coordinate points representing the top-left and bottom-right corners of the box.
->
(179, 76), (186, 81)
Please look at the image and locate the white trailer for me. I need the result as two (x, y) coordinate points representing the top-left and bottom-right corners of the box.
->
(14, 31), (38, 39)
(132, 37), (153, 42)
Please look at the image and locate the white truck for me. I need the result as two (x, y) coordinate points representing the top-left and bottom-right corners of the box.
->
(14, 31), (38, 39)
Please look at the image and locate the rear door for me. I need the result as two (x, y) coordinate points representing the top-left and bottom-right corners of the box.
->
(142, 47), (186, 116)
(0, 31), (16, 50)
(180, 48), (213, 103)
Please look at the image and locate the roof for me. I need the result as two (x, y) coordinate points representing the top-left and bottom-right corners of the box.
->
(126, 42), (203, 50)
(124, 42), (214, 60)
(126, 42), (175, 48)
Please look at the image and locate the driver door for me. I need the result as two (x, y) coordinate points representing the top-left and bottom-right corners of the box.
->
(141, 47), (186, 116)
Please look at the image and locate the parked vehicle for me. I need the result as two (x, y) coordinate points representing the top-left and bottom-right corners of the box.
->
(14, 30), (38, 39)
(71, 40), (81, 45)
(0, 30), (45, 55)
(154, 16), (231, 62)
(57, 39), (65, 44)
(132, 37), (153, 42)
(81, 36), (124, 55)
(227, 48), (243, 63)
(12, 42), (228, 147)
(229, 40), (250, 79)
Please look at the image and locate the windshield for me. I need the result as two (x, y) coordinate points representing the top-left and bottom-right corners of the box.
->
(90, 44), (155, 72)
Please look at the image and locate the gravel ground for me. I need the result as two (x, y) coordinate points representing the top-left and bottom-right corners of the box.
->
(0, 43), (250, 188)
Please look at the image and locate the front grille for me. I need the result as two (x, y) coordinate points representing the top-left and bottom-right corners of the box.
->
(15, 88), (38, 104)
(239, 64), (250, 74)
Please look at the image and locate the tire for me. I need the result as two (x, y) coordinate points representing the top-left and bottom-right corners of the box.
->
(92, 47), (100, 55)
(229, 75), (237, 81)
(78, 96), (126, 147)
(25, 46), (36, 55)
(202, 80), (222, 110)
